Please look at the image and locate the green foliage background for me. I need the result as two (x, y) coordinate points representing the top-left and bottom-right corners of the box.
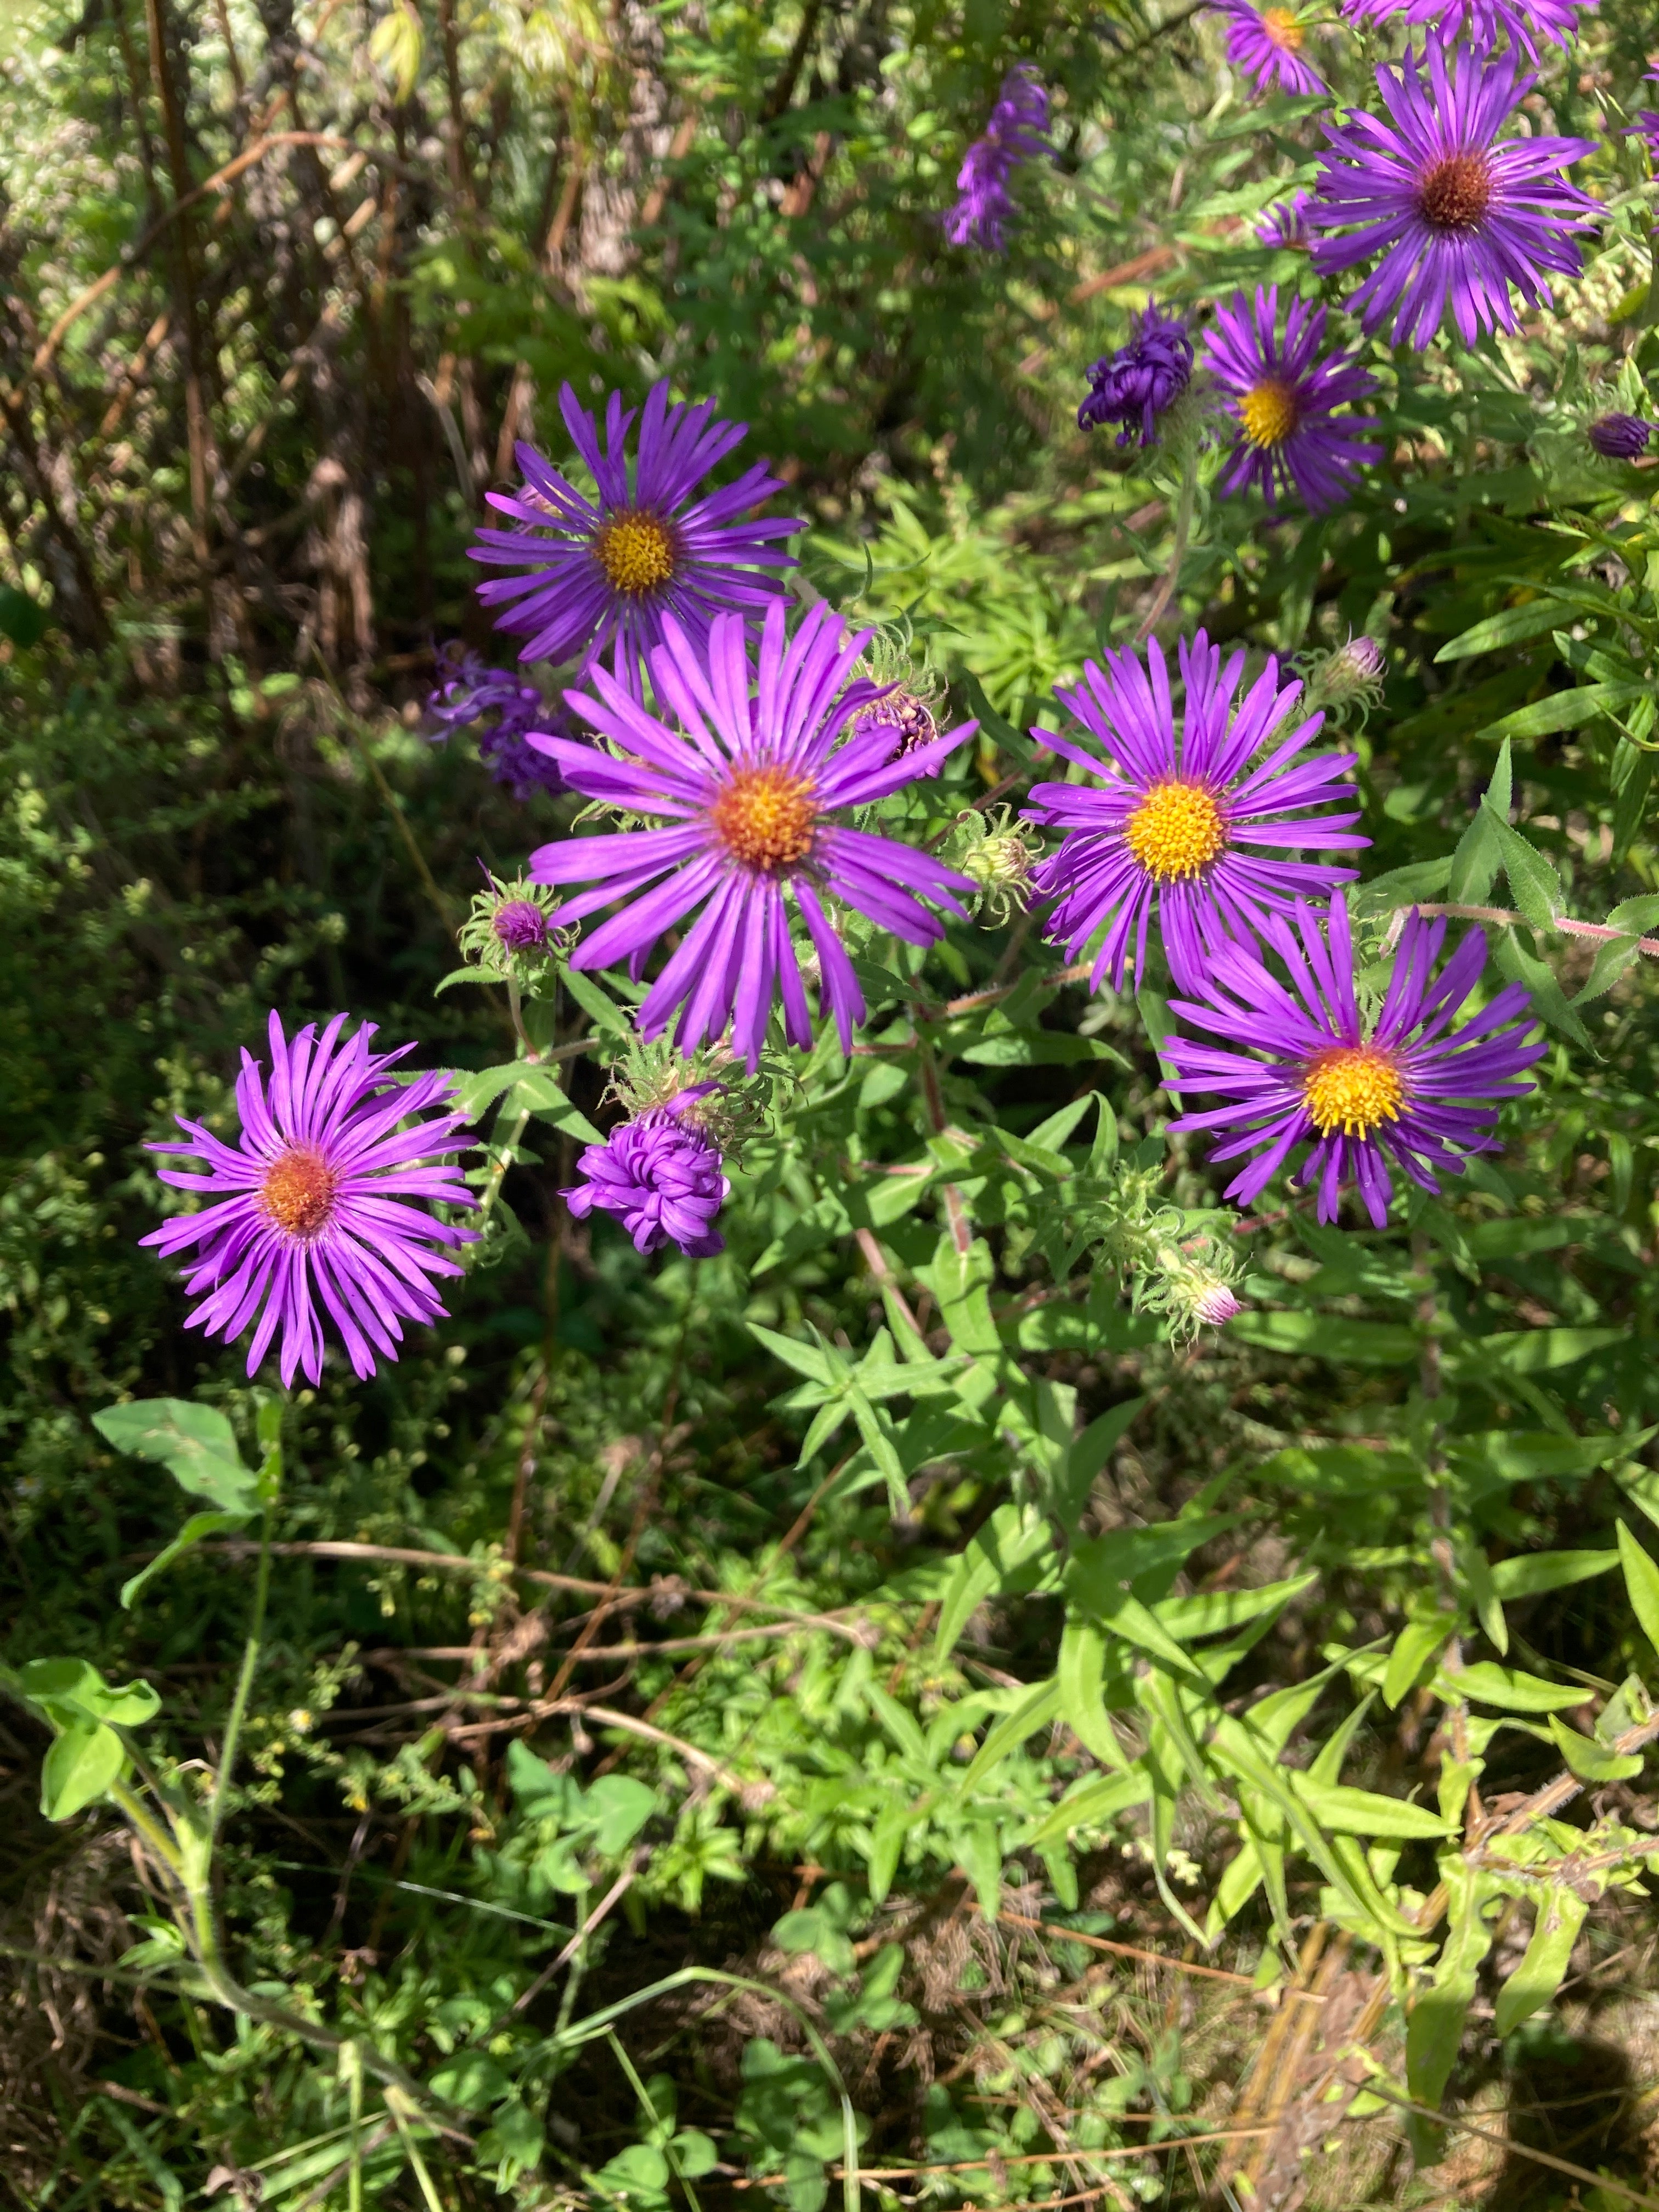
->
(4, 0), (1659, 2205)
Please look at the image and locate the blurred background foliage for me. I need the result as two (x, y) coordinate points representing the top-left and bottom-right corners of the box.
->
(5, 0), (1659, 2207)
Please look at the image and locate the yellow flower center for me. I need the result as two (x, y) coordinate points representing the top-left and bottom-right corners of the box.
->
(1124, 778), (1227, 882)
(261, 1145), (339, 1238)
(1302, 1045), (1406, 1138)
(1418, 152), (1492, 232)
(709, 764), (819, 871)
(1239, 377), (1301, 449)
(1260, 7), (1304, 49)
(592, 510), (678, 596)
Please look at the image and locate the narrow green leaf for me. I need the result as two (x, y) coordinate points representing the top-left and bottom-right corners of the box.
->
(1492, 1884), (1588, 2039)
(1545, 1713), (1643, 1783)
(1618, 1522), (1659, 1658)
(121, 1509), (251, 1610)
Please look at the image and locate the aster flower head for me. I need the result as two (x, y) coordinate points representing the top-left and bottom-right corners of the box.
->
(1078, 300), (1195, 447)
(564, 1084), (730, 1259)
(945, 63), (1050, 252)
(142, 1013), (476, 1387)
(527, 602), (976, 1070)
(1164, 894), (1545, 1227)
(1211, 1), (1324, 98)
(1588, 410), (1655, 461)
(469, 381), (801, 699)
(427, 645), (565, 801)
(1023, 630), (1368, 995)
(1257, 188), (1313, 248)
(1341, 0), (1590, 65)
(456, 870), (568, 981)
(1309, 44), (1599, 351)
(1204, 287), (1383, 514)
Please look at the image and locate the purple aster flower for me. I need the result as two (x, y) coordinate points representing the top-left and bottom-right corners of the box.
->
(1203, 287), (1383, 515)
(1078, 300), (1195, 446)
(1023, 631), (1368, 995)
(1340, 0), (1589, 65)
(945, 63), (1051, 252)
(142, 1013), (476, 1387)
(1629, 69), (1659, 156)
(427, 644), (566, 802)
(1588, 411), (1655, 460)
(526, 602), (975, 1069)
(1164, 894), (1544, 1227)
(563, 1085), (729, 1258)
(1309, 44), (1599, 351)
(1257, 188), (1313, 247)
(469, 381), (800, 699)
(1210, 2), (1324, 97)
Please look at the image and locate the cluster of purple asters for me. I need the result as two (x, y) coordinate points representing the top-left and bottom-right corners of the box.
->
(1024, 630), (1543, 1223)
(426, 645), (565, 802)
(1079, 301), (1195, 447)
(945, 63), (1051, 252)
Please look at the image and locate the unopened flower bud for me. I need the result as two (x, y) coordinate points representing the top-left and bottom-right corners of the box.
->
(1192, 1280), (1242, 1328)
(1588, 411), (1655, 461)
(1305, 633), (1385, 718)
(963, 824), (1038, 917)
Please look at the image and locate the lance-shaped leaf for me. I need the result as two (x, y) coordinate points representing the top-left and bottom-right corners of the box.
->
(1493, 1884), (1589, 2039)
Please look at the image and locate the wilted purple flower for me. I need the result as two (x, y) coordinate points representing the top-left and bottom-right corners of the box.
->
(1210, 1), (1324, 96)
(1192, 1280), (1243, 1327)
(142, 1013), (476, 1387)
(1257, 189), (1313, 247)
(1078, 301), (1195, 446)
(427, 645), (565, 802)
(1588, 411), (1655, 460)
(527, 602), (975, 1069)
(945, 64), (1051, 251)
(469, 382), (800, 698)
(1310, 45), (1599, 351)
(564, 1085), (729, 1259)
(1165, 894), (1544, 1226)
(1023, 630), (1367, 994)
(1203, 287), (1382, 515)
(1340, 0), (1589, 64)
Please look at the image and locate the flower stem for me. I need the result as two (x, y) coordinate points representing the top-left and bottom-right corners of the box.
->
(1137, 456), (1197, 641)
(212, 1503), (273, 1850)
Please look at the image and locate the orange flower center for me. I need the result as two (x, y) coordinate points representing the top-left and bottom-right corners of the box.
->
(1418, 153), (1492, 231)
(592, 511), (677, 596)
(709, 764), (819, 871)
(1239, 377), (1300, 449)
(1302, 1045), (1406, 1138)
(1260, 7), (1304, 50)
(1124, 778), (1227, 881)
(260, 1145), (339, 1238)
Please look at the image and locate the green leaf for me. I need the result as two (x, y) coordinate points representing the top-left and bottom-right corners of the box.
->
(960, 1679), (1062, 1791)
(121, 1509), (251, 1611)
(1618, 1522), (1659, 1659)
(1434, 600), (1570, 663)
(933, 1505), (1053, 1661)
(1545, 1713), (1643, 1784)
(39, 1719), (124, 1821)
(20, 1657), (161, 1729)
(1056, 1620), (1130, 1769)
(1384, 1618), (1444, 1708)
(559, 967), (635, 1036)
(1048, 1398), (1144, 1538)
(1406, 1863), (1498, 2125)
(92, 1398), (256, 1513)
(1491, 927), (1592, 1050)
(1481, 681), (1646, 742)
(1492, 1884), (1588, 2039)
(586, 1775), (658, 1854)
(1488, 1549), (1617, 1600)
(1285, 1776), (1449, 1842)
(1444, 1662), (1583, 1713)
(1483, 803), (1560, 932)
(1227, 1312), (1419, 1364)
(429, 2052), (512, 2111)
